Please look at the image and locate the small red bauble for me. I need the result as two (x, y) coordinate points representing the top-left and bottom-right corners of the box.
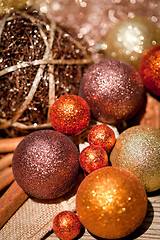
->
(53, 211), (81, 240)
(49, 95), (91, 135)
(79, 145), (109, 173)
(88, 124), (116, 152)
(139, 45), (160, 96)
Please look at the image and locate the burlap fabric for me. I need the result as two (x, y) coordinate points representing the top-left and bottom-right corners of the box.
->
(0, 188), (77, 240)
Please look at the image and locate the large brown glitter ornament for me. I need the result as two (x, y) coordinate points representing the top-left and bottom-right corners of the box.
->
(12, 130), (79, 199)
(79, 59), (145, 125)
(76, 167), (147, 239)
(110, 125), (160, 192)
(0, 8), (92, 137)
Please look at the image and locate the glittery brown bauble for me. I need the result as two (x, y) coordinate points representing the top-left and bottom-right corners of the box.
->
(110, 125), (160, 192)
(0, 8), (92, 137)
(79, 59), (145, 125)
(53, 211), (82, 240)
(76, 167), (147, 239)
(12, 130), (79, 199)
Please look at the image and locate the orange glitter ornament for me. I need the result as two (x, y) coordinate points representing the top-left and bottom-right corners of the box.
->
(53, 211), (82, 240)
(88, 124), (116, 152)
(49, 95), (91, 135)
(79, 145), (109, 173)
(76, 167), (148, 239)
(139, 45), (160, 96)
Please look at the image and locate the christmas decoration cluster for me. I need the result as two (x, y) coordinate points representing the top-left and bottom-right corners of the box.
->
(0, 1), (160, 240)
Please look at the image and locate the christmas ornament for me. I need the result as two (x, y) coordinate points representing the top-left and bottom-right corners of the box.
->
(0, 8), (92, 137)
(104, 16), (160, 70)
(12, 130), (79, 199)
(49, 95), (91, 136)
(79, 59), (145, 125)
(76, 167), (147, 239)
(79, 145), (108, 173)
(53, 211), (81, 240)
(88, 124), (116, 152)
(110, 125), (160, 192)
(139, 45), (160, 96)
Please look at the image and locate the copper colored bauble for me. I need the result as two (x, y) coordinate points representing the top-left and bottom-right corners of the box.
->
(53, 211), (81, 240)
(12, 130), (79, 199)
(49, 95), (91, 136)
(110, 126), (160, 192)
(139, 45), (160, 96)
(0, 8), (91, 137)
(88, 124), (116, 152)
(76, 167), (147, 239)
(79, 59), (144, 125)
(79, 145), (108, 173)
(105, 16), (160, 70)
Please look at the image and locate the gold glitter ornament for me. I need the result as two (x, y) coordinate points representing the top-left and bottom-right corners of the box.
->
(76, 167), (147, 239)
(110, 125), (160, 192)
(105, 16), (160, 70)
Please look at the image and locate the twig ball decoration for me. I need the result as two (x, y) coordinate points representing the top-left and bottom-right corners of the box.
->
(139, 45), (160, 96)
(53, 211), (82, 240)
(79, 145), (109, 173)
(104, 16), (160, 70)
(0, 8), (92, 136)
(88, 124), (116, 152)
(79, 59), (145, 125)
(76, 167), (148, 239)
(49, 95), (91, 136)
(12, 130), (79, 199)
(110, 125), (160, 192)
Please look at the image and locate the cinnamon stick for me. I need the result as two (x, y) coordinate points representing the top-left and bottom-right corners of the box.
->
(0, 180), (28, 229)
(0, 153), (13, 171)
(0, 167), (14, 192)
(0, 136), (24, 153)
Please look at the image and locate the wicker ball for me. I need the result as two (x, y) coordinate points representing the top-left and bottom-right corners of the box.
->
(0, 8), (92, 137)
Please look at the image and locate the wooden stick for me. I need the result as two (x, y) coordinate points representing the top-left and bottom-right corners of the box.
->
(0, 167), (14, 192)
(0, 136), (24, 153)
(0, 180), (28, 229)
(0, 153), (13, 171)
